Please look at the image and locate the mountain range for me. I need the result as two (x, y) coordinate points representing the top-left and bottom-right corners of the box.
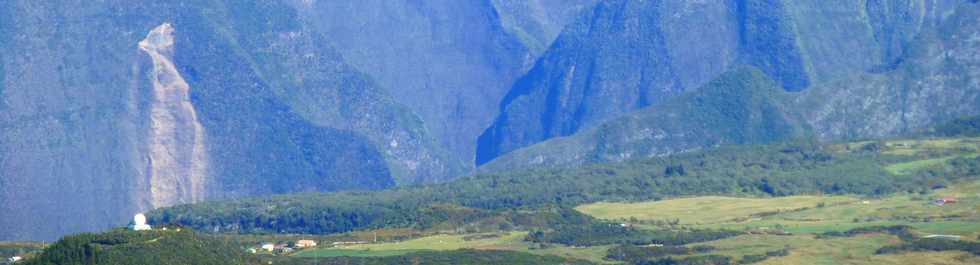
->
(1, 0), (979, 242)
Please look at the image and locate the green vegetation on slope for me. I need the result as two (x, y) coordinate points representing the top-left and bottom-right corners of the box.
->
(578, 138), (980, 235)
(932, 115), (980, 137)
(135, 137), (980, 264)
(264, 249), (593, 265)
(22, 228), (249, 265)
(21, 138), (974, 265)
(150, 136), (980, 236)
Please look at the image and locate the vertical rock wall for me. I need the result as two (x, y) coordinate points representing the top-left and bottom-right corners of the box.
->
(138, 23), (209, 208)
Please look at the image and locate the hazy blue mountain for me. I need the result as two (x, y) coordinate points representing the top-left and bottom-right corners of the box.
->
(0, 0), (452, 241)
(476, 0), (967, 165)
(490, 0), (599, 54)
(479, 66), (809, 171)
(3, 0), (979, 243)
(797, 1), (980, 140)
(288, 0), (597, 166)
(479, 0), (980, 172)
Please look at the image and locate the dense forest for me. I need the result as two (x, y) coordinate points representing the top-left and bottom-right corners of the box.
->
(22, 229), (599, 265)
(21, 228), (248, 265)
(148, 138), (980, 235)
(932, 116), (980, 137)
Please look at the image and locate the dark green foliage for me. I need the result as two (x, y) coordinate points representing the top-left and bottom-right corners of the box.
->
(149, 140), (971, 235)
(819, 225), (980, 256)
(875, 238), (980, 255)
(933, 116), (980, 137)
(948, 156), (980, 177)
(606, 244), (715, 264)
(737, 247), (790, 264)
(819, 225), (917, 241)
(527, 221), (739, 247)
(259, 249), (593, 265)
(524, 210), (738, 247)
(22, 228), (250, 265)
(0, 243), (43, 262)
(641, 255), (732, 265)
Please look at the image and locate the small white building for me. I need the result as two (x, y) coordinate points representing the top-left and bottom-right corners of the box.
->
(261, 243), (275, 252)
(131, 213), (152, 231)
(923, 234), (962, 240)
(296, 239), (317, 248)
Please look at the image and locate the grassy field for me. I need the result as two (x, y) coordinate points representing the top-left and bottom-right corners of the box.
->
(577, 180), (979, 236)
(291, 232), (532, 258)
(580, 137), (980, 236)
(291, 231), (621, 263)
(576, 196), (857, 225)
(339, 231), (527, 251)
(284, 137), (980, 264)
(291, 249), (417, 258)
(687, 234), (980, 265)
(572, 180), (978, 263)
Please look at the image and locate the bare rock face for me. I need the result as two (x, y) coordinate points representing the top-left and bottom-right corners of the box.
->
(0, 0), (410, 241)
(138, 23), (209, 208)
(289, 0), (540, 167)
(476, 0), (976, 166)
(477, 0), (980, 171)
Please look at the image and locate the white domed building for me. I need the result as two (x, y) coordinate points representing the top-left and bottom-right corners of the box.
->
(130, 213), (152, 231)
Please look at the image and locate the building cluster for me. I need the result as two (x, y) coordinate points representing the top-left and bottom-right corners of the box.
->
(249, 239), (318, 255)
(933, 196), (958, 206)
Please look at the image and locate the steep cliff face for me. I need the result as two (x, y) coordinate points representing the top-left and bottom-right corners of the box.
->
(479, 67), (808, 172)
(490, 0), (599, 54)
(138, 23), (210, 207)
(480, 0), (980, 172)
(289, 0), (537, 166)
(476, 0), (742, 165)
(0, 0), (149, 242)
(476, 0), (968, 165)
(798, 1), (980, 140)
(218, 1), (464, 185)
(0, 0), (448, 240)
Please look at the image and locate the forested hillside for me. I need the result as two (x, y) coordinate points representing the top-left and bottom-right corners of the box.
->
(3, 0), (980, 250)
(149, 137), (980, 235)
(22, 228), (249, 265)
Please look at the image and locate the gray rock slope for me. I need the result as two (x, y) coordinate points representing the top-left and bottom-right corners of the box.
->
(480, 0), (980, 172)
(0, 0), (452, 241)
(289, 0), (596, 165)
(476, 0), (970, 165)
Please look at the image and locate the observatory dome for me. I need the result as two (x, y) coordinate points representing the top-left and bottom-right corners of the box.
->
(131, 213), (152, 231)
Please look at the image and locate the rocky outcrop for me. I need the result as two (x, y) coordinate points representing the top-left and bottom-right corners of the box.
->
(479, 67), (808, 172)
(798, 1), (980, 140)
(0, 0), (444, 241)
(490, 0), (599, 54)
(138, 23), (210, 207)
(476, 0), (741, 165)
(290, 0), (551, 166)
(476, 0), (969, 165)
(480, 1), (980, 172)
